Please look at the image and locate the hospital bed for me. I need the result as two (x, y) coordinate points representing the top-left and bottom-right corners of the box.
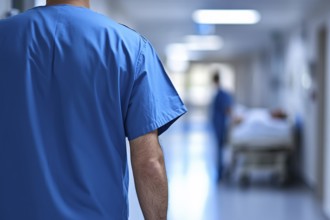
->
(227, 108), (295, 185)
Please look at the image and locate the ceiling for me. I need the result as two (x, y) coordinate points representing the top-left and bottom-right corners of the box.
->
(90, 0), (328, 61)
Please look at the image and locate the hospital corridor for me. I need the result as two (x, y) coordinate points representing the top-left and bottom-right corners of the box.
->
(128, 108), (328, 220)
(2, 0), (330, 220)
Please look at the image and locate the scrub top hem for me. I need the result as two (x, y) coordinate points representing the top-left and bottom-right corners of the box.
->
(127, 105), (187, 141)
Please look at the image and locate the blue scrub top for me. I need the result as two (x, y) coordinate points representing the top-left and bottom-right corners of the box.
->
(0, 5), (186, 220)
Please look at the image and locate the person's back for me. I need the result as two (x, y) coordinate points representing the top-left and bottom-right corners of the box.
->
(211, 73), (233, 182)
(0, 3), (186, 220)
(212, 88), (232, 133)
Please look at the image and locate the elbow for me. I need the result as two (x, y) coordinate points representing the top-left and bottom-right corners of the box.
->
(137, 153), (166, 177)
(146, 155), (165, 175)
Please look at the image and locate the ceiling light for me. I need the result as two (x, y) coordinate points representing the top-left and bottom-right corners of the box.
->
(193, 10), (261, 25)
(184, 35), (222, 43)
(184, 35), (223, 51)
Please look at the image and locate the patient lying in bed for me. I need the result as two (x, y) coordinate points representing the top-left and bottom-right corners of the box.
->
(230, 108), (294, 149)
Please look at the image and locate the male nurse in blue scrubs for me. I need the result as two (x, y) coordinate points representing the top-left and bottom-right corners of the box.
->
(0, 0), (187, 219)
(211, 72), (233, 183)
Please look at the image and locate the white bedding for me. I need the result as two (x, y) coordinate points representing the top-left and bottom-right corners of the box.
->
(230, 109), (294, 150)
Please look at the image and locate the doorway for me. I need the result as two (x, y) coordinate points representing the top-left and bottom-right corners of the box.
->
(316, 25), (327, 202)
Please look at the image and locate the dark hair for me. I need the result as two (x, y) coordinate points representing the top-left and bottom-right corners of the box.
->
(212, 71), (220, 84)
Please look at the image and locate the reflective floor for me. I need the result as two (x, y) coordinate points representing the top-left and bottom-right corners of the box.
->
(128, 109), (328, 220)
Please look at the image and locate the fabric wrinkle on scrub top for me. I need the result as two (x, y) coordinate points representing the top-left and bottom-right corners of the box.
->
(212, 89), (232, 144)
(0, 4), (187, 220)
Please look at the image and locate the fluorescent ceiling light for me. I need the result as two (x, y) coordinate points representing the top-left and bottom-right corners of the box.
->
(193, 10), (261, 25)
(184, 35), (223, 51)
(184, 35), (222, 43)
(166, 35), (223, 54)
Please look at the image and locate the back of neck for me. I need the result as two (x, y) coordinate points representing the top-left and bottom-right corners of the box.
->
(46, 0), (90, 8)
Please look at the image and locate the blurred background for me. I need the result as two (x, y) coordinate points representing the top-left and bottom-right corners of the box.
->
(2, 0), (330, 219)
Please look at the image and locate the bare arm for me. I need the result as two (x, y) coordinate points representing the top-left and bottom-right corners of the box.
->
(129, 130), (168, 220)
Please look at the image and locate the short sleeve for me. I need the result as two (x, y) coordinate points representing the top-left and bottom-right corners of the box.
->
(125, 38), (187, 141)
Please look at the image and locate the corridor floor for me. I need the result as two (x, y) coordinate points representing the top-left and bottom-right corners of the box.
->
(128, 110), (328, 220)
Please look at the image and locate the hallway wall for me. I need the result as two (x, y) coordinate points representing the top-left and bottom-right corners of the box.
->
(233, 39), (286, 110)
(233, 53), (274, 109)
(233, 57), (255, 108)
(0, 0), (12, 18)
(283, 27), (318, 188)
(282, 7), (330, 217)
(324, 17), (330, 219)
(232, 4), (330, 218)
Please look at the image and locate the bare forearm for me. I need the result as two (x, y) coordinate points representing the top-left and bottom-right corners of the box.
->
(130, 131), (168, 220)
(132, 156), (168, 220)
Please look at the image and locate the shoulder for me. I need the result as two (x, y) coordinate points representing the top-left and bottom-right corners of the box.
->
(83, 10), (148, 54)
(0, 10), (29, 26)
(0, 18), (4, 27)
(78, 9), (143, 40)
(220, 89), (231, 96)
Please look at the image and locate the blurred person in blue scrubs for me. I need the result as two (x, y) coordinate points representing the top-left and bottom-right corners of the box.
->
(0, 0), (187, 219)
(211, 71), (233, 183)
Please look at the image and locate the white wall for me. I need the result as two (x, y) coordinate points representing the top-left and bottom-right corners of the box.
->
(297, 7), (330, 217)
(233, 4), (330, 217)
(272, 6), (330, 218)
(0, 0), (12, 18)
(270, 9), (330, 218)
(233, 38), (288, 110)
(250, 53), (269, 108)
(234, 53), (280, 109)
(283, 29), (318, 187)
(234, 58), (252, 107)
